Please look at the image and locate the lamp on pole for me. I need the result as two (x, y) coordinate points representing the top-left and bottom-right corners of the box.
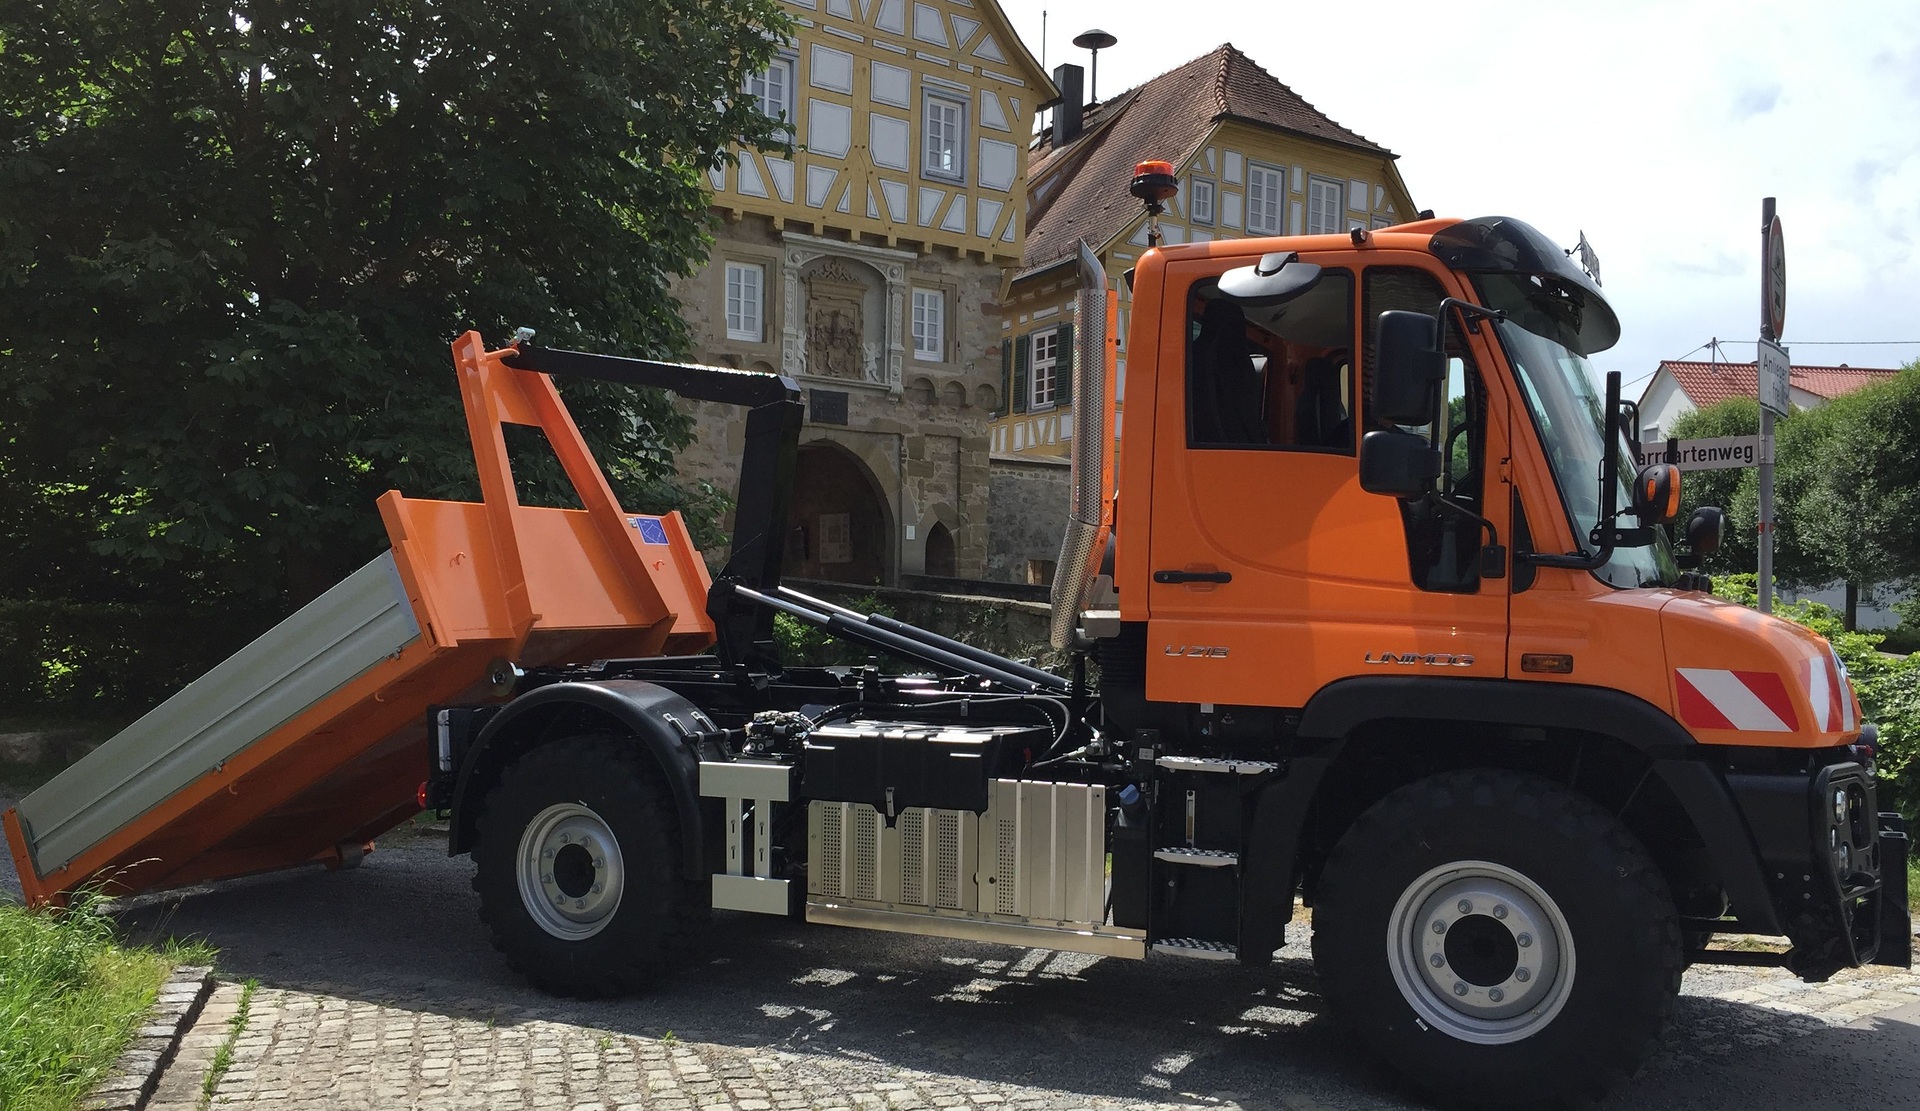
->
(1073, 29), (1117, 104)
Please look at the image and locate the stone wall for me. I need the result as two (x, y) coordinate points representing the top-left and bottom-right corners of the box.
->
(669, 215), (1004, 584)
(986, 455), (1071, 584)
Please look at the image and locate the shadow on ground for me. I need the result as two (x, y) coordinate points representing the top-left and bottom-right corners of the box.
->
(80, 834), (1920, 1111)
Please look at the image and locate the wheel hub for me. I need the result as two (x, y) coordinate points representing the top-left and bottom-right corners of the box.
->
(516, 802), (626, 940)
(1388, 861), (1575, 1044)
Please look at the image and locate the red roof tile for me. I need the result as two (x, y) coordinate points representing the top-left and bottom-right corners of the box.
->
(1655, 360), (1900, 408)
(1023, 44), (1392, 270)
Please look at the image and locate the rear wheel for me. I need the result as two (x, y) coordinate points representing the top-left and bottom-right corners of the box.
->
(1312, 770), (1681, 1108)
(472, 734), (704, 997)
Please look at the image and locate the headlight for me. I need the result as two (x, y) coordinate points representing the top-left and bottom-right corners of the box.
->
(1835, 788), (1849, 826)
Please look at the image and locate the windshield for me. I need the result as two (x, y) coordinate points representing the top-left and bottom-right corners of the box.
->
(1487, 309), (1677, 589)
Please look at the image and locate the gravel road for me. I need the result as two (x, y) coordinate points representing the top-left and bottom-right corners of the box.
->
(8, 801), (1920, 1110)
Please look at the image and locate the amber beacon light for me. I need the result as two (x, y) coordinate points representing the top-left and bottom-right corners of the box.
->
(1129, 160), (1179, 204)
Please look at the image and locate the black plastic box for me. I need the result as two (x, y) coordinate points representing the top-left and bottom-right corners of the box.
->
(801, 720), (1047, 813)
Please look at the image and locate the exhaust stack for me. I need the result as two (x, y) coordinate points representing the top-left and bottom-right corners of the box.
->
(1048, 241), (1109, 651)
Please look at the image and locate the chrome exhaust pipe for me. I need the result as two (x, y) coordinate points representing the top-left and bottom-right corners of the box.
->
(1048, 241), (1108, 651)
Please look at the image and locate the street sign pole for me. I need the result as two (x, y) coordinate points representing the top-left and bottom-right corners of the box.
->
(1757, 198), (1788, 614)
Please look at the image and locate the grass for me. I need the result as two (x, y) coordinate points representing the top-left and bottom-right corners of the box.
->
(199, 978), (256, 1108)
(0, 894), (174, 1111)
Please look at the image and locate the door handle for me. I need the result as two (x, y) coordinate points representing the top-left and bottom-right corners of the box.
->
(1153, 570), (1233, 584)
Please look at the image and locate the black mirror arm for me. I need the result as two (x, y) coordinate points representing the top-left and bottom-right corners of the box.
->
(1423, 492), (1500, 549)
(1618, 398), (1643, 456)
(1437, 297), (1506, 337)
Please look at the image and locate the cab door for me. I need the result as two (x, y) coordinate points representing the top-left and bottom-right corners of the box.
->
(1144, 255), (1512, 710)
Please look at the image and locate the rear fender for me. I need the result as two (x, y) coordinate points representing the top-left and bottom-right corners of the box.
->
(447, 680), (719, 873)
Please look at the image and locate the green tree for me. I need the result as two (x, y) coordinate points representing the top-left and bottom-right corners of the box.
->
(0, 0), (786, 705)
(1794, 365), (1920, 625)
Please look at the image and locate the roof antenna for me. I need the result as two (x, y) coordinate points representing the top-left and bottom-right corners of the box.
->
(1073, 29), (1117, 105)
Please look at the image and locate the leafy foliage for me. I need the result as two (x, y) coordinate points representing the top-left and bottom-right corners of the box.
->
(0, 0), (787, 707)
(1672, 365), (1920, 625)
(1714, 573), (1920, 816)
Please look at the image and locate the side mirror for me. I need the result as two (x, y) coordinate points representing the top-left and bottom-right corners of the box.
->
(1360, 430), (1441, 498)
(1686, 506), (1725, 555)
(1632, 463), (1681, 525)
(1372, 311), (1446, 426)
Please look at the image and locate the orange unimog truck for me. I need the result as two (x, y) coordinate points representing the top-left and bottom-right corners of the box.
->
(5, 177), (1905, 1107)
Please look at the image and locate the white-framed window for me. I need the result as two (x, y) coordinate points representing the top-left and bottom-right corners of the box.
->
(1030, 328), (1060, 408)
(923, 92), (966, 182)
(745, 57), (794, 122)
(1190, 178), (1216, 226)
(911, 288), (945, 361)
(1246, 163), (1284, 234)
(724, 261), (764, 342)
(1307, 175), (1343, 235)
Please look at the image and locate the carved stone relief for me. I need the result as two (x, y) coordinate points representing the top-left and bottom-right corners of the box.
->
(779, 233), (914, 394)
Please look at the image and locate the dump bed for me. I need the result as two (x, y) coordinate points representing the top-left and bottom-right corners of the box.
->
(4, 332), (717, 905)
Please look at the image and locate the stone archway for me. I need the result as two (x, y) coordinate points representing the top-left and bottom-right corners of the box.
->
(923, 521), (957, 578)
(785, 441), (893, 585)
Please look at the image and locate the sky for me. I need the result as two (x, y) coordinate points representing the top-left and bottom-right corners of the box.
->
(1001, 0), (1920, 397)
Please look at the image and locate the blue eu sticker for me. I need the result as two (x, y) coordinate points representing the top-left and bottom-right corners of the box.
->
(633, 518), (669, 545)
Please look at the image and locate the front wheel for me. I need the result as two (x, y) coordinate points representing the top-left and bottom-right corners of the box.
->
(1312, 770), (1681, 1108)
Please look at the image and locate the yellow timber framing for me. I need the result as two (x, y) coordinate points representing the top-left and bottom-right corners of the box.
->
(709, 0), (1055, 265)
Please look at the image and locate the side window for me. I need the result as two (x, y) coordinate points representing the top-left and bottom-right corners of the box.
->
(1363, 266), (1489, 593)
(1245, 163), (1284, 234)
(1185, 269), (1355, 451)
(1306, 176), (1343, 235)
(922, 92), (966, 183)
(1190, 178), (1216, 226)
(745, 58), (794, 124)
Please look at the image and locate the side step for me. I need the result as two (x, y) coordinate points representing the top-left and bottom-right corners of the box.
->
(1156, 756), (1278, 775)
(1154, 847), (1238, 867)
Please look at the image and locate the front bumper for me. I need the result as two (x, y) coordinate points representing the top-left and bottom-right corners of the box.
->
(1725, 760), (1910, 980)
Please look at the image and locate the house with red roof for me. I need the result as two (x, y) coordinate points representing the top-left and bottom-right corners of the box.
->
(1637, 359), (1900, 443)
(984, 44), (1416, 581)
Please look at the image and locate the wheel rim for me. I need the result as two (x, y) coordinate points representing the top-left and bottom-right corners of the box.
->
(1386, 860), (1575, 1045)
(516, 802), (626, 940)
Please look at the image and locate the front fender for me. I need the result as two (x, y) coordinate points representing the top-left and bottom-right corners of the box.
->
(1296, 676), (1779, 934)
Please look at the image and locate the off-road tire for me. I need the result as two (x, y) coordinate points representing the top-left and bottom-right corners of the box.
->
(471, 734), (705, 997)
(1312, 769), (1682, 1109)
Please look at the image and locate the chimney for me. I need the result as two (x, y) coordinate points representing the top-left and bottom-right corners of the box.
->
(1051, 63), (1084, 146)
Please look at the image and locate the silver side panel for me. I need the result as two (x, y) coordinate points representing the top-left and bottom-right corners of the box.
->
(17, 552), (421, 874)
(805, 779), (1130, 956)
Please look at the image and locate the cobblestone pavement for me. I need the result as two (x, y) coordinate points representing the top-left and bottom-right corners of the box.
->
(142, 959), (1920, 1111)
(6, 807), (1919, 1110)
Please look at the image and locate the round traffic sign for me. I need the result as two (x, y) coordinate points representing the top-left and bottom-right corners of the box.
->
(1765, 215), (1786, 339)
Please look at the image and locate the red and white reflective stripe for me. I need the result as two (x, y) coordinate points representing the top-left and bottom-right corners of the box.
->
(1836, 650), (1858, 732)
(1674, 668), (1799, 733)
(1800, 652), (1859, 733)
(1806, 655), (1834, 730)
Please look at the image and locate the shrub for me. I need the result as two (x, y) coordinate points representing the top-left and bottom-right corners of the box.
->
(1713, 574), (1920, 815)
